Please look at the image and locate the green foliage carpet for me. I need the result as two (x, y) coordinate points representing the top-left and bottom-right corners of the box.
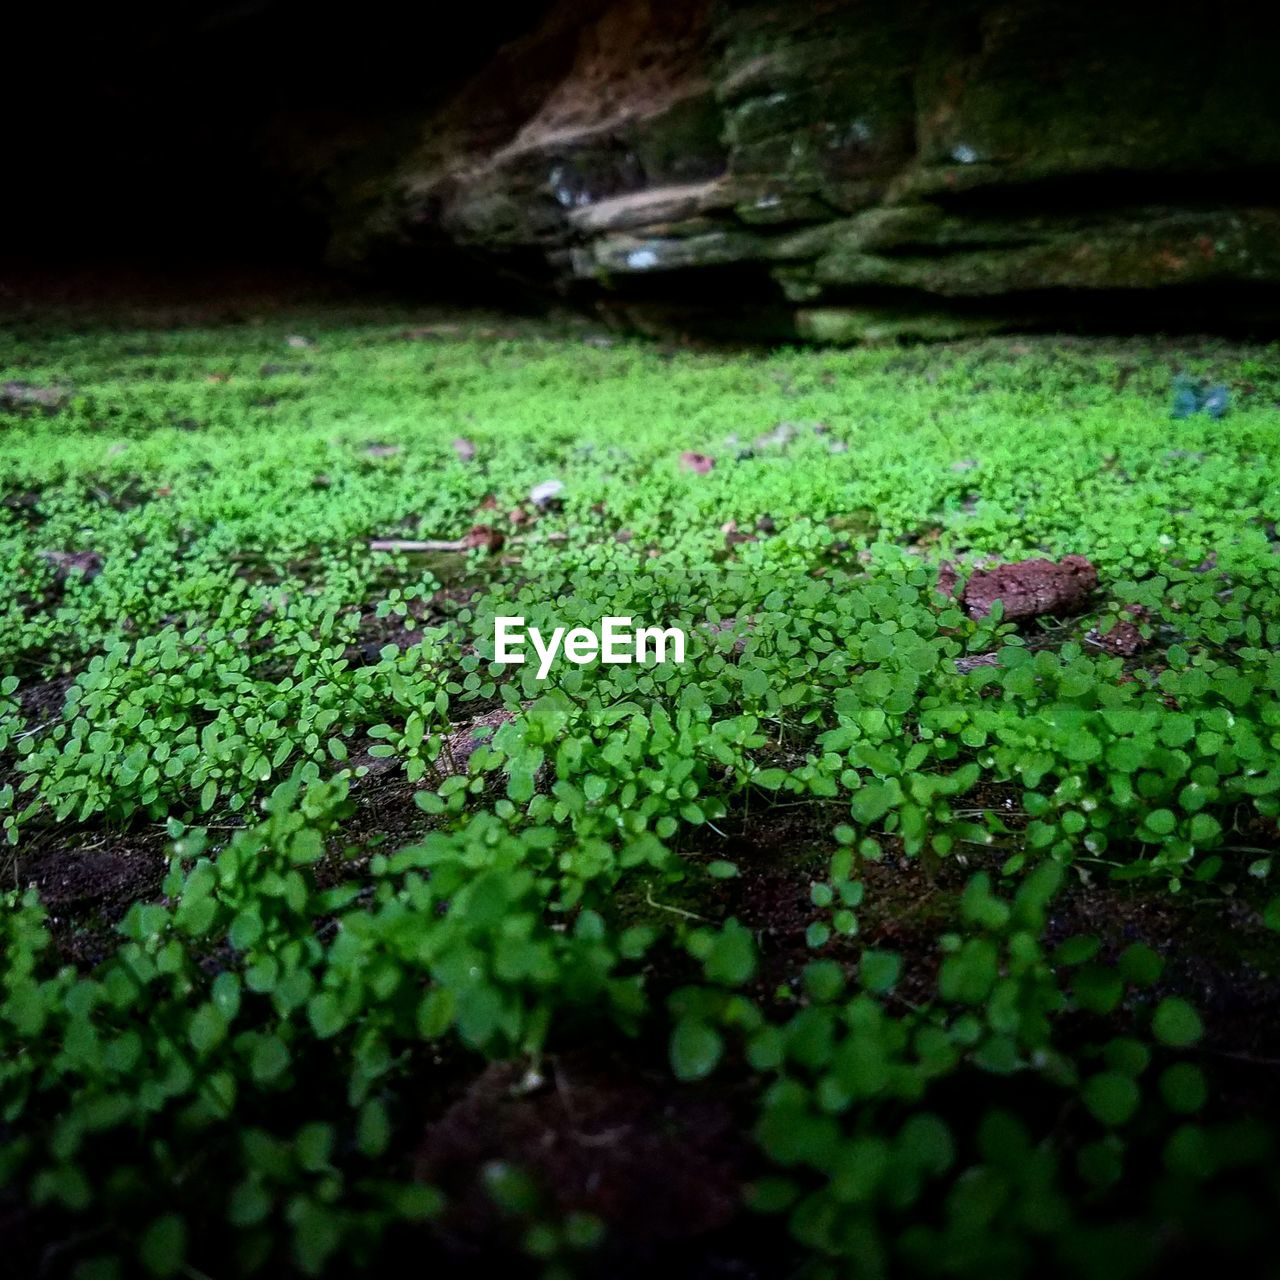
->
(3, 310), (1280, 1277)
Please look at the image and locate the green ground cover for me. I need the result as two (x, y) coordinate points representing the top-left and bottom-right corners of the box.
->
(3, 310), (1280, 1277)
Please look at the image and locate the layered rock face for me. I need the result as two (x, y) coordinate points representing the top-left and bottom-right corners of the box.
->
(307, 0), (1280, 340)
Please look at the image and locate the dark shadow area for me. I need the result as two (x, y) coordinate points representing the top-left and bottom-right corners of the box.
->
(2, 1), (555, 266)
(806, 283), (1280, 340)
(925, 169), (1280, 218)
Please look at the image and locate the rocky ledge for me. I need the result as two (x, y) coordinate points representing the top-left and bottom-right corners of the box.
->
(288, 0), (1280, 341)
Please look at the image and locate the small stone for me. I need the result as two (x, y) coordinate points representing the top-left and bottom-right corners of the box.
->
(285, 335), (313, 349)
(530, 479), (565, 508)
(452, 437), (477, 462)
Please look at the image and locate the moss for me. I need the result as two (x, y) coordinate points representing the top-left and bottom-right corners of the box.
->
(795, 305), (1007, 344)
(628, 90), (728, 186)
(911, 2), (1280, 185)
(810, 210), (1280, 296)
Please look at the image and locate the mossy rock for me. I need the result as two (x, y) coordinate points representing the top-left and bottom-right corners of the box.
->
(312, 0), (1280, 338)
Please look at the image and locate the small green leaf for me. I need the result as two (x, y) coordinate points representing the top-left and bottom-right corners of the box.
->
(805, 921), (831, 949)
(357, 1098), (391, 1157)
(803, 960), (845, 1003)
(1082, 1071), (1140, 1127)
(307, 992), (346, 1039)
(1151, 997), (1203, 1048)
(703, 920), (757, 987)
(250, 1034), (289, 1084)
(859, 950), (901, 994)
(1159, 1063), (1208, 1114)
(295, 1122), (334, 1172)
(671, 1018), (722, 1081)
(188, 1004), (228, 1056)
(139, 1214), (186, 1277)
(1117, 942), (1163, 986)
